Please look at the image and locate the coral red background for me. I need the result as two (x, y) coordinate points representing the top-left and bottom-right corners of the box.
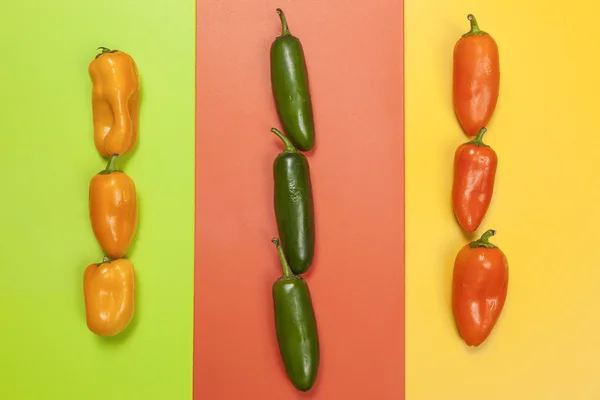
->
(194, 0), (405, 398)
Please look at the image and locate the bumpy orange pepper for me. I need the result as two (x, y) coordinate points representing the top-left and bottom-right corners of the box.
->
(89, 47), (140, 158)
(89, 155), (137, 259)
(84, 257), (136, 336)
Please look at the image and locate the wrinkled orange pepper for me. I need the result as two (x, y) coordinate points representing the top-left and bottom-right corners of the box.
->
(89, 155), (137, 259)
(84, 257), (136, 336)
(89, 47), (140, 158)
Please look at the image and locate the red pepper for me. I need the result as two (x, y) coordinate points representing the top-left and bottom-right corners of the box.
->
(452, 229), (509, 347)
(453, 14), (500, 137)
(452, 127), (497, 233)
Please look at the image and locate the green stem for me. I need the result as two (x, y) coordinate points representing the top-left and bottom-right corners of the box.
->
(470, 229), (498, 249)
(462, 14), (486, 37)
(96, 255), (110, 266)
(95, 46), (117, 58)
(276, 8), (291, 36)
(272, 238), (293, 278)
(103, 155), (118, 173)
(466, 127), (490, 147)
(272, 128), (297, 153)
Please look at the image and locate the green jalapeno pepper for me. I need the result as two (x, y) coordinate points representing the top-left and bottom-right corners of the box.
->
(272, 127), (315, 275)
(270, 8), (315, 152)
(271, 237), (320, 392)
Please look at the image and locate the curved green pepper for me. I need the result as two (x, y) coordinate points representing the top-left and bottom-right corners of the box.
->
(272, 128), (315, 275)
(270, 8), (315, 152)
(271, 238), (320, 392)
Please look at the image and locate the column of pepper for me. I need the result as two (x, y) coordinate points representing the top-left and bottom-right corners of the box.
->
(82, 47), (141, 337)
(450, 15), (509, 348)
(268, 9), (320, 392)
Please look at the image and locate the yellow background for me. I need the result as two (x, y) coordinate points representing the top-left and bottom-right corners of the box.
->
(405, 1), (600, 399)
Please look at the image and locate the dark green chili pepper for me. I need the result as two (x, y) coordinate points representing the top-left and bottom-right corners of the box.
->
(272, 127), (315, 275)
(271, 237), (320, 392)
(270, 8), (315, 152)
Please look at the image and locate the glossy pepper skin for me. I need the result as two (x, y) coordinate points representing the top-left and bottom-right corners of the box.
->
(452, 127), (497, 232)
(271, 238), (320, 392)
(453, 14), (500, 137)
(272, 128), (315, 275)
(89, 155), (138, 259)
(452, 230), (508, 347)
(84, 257), (136, 336)
(270, 8), (315, 151)
(89, 47), (140, 157)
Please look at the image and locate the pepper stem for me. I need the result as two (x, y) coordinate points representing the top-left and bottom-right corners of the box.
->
(466, 127), (490, 147)
(462, 14), (486, 37)
(104, 155), (118, 173)
(102, 255), (110, 263)
(469, 229), (498, 249)
(272, 128), (297, 153)
(272, 238), (294, 278)
(95, 47), (117, 58)
(276, 8), (291, 36)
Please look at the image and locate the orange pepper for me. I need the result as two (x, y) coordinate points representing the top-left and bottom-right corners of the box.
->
(89, 47), (140, 158)
(84, 257), (136, 336)
(89, 155), (137, 259)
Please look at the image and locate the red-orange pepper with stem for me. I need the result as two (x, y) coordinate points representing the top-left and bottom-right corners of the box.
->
(452, 229), (508, 347)
(452, 127), (497, 232)
(453, 14), (500, 137)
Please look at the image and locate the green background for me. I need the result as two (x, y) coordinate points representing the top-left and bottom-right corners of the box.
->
(0, 1), (195, 398)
